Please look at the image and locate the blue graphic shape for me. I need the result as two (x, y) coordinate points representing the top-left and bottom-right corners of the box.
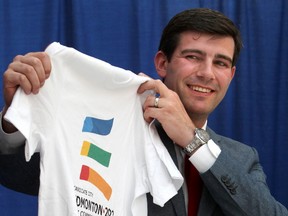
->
(82, 117), (114, 135)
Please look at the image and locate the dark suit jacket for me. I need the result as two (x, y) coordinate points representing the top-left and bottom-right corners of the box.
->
(147, 123), (288, 216)
(0, 124), (287, 215)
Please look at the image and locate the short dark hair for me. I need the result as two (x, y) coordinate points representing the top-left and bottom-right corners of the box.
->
(158, 8), (243, 66)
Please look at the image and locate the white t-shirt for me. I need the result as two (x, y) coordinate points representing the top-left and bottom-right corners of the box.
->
(5, 42), (183, 216)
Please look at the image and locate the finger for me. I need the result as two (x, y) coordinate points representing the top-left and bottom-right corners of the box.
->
(12, 52), (50, 93)
(8, 60), (41, 94)
(22, 52), (50, 84)
(143, 95), (161, 110)
(154, 97), (160, 108)
(143, 106), (162, 123)
(142, 96), (169, 124)
(27, 52), (51, 79)
(138, 72), (151, 78)
(137, 79), (168, 97)
(138, 79), (155, 94)
(143, 108), (156, 123)
(3, 70), (32, 107)
(3, 69), (33, 93)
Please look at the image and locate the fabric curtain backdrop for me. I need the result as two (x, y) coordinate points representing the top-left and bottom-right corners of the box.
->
(0, 0), (287, 215)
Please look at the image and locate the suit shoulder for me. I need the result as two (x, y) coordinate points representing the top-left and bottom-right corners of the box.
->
(207, 127), (258, 156)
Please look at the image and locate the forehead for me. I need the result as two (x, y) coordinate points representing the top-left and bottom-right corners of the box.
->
(176, 31), (235, 58)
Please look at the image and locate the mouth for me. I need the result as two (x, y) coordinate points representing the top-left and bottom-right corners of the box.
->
(188, 85), (212, 93)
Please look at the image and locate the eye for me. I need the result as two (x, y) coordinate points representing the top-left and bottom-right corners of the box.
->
(186, 55), (199, 60)
(214, 60), (230, 68)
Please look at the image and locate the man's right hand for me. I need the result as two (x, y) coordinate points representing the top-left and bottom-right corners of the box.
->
(2, 52), (51, 133)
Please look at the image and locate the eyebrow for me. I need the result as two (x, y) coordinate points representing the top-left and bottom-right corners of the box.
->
(181, 49), (204, 55)
(181, 49), (233, 64)
(215, 54), (233, 65)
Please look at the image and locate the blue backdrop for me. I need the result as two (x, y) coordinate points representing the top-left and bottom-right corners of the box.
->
(0, 0), (287, 215)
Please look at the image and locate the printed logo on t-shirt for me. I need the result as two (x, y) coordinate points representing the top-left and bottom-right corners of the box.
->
(80, 116), (114, 200)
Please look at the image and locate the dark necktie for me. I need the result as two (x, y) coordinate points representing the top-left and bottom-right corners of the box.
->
(184, 155), (203, 215)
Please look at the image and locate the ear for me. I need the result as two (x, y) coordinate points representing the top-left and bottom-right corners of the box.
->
(231, 66), (236, 79)
(154, 51), (168, 78)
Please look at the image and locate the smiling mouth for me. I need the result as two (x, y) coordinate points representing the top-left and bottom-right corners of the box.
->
(188, 85), (212, 93)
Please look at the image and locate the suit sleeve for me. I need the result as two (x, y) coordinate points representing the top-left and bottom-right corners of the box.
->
(201, 138), (288, 216)
(0, 145), (40, 196)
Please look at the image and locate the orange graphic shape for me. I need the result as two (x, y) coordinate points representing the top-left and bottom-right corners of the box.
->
(80, 165), (112, 200)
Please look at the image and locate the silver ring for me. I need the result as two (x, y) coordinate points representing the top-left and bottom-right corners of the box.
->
(154, 97), (159, 108)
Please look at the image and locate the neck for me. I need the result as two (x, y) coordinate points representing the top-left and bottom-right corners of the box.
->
(189, 113), (208, 129)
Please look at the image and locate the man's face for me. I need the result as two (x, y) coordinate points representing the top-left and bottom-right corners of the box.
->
(157, 31), (236, 121)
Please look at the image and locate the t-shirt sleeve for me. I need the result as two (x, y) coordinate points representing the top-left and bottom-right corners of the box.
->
(4, 88), (44, 161)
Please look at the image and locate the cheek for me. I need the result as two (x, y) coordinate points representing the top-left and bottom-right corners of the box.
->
(163, 68), (181, 89)
(218, 78), (232, 101)
(217, 71), (233, 88)
(163, 76), (178, 92)
(213, 72), (233, 98)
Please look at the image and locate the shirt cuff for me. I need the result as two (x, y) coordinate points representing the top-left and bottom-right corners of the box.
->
(0, 111), (25, 154)
(189, 139), (221, 173)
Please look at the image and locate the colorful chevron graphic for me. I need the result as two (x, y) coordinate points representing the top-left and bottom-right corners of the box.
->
(80, 141), (111, 167)
(79, 116), (114, 200)
(80, 165), (112, 200)
(82, 116), (114, 135)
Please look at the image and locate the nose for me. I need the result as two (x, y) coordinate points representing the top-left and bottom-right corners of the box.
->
(196, 60), (215, 80)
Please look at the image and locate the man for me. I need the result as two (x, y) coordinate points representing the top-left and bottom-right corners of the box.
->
(0, 8), (287, 216)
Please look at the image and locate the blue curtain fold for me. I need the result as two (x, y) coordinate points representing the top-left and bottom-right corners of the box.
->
(1, 0), (287, 214)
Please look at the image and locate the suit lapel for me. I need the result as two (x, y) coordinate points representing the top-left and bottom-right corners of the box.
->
(155, 121), (187, 216)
